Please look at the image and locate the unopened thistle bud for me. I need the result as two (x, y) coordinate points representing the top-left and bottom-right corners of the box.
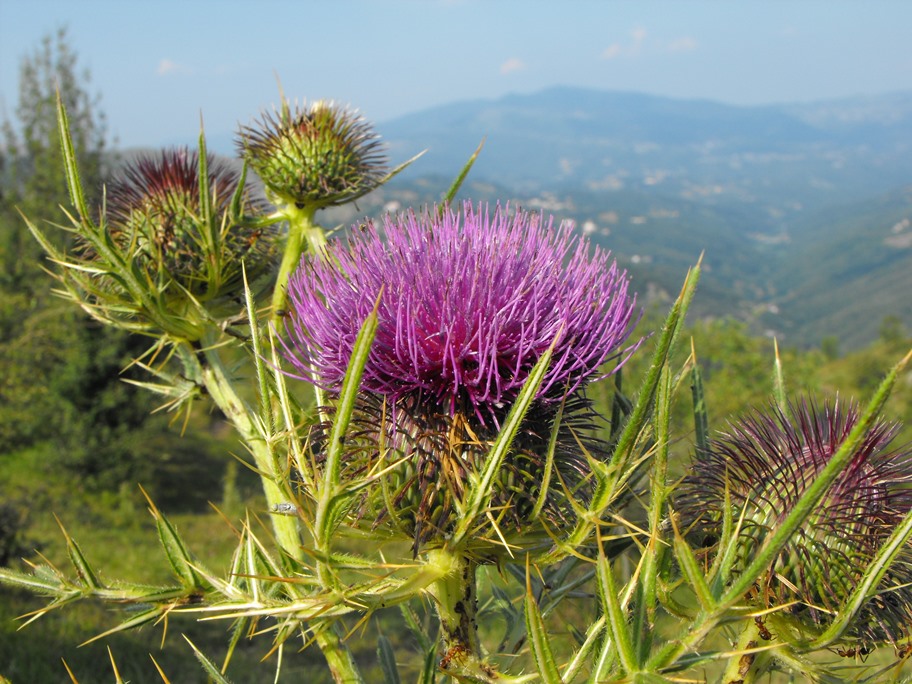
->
(238, 99), (387, 209)
(282, 203), (641, 553)
(74, 147), (275, 339)
(677, 398), (912, 645)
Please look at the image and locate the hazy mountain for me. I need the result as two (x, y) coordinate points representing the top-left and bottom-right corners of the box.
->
(202, 86), (912, 348)
(374, 87), (912, 348)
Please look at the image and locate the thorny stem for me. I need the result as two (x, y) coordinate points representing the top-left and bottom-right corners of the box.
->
(186, 335), (365, 683)
(271, 203), (322, 326)
(189, 334), (302, 560)
(266, 204), (363, 682)
(426, 548), (497, 683)
(721, 616), (766, 684)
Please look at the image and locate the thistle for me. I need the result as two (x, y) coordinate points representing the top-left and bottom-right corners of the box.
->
(107, 147), (273, 300)
(33, 144), (275, 341)
(238, 99), (387, 209)
(282, 202), (640, 552)
(677, 397), (912, 645)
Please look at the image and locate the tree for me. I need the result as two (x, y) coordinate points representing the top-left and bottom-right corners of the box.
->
(0, 30), (224, 506)
(0, 27), (108, 294)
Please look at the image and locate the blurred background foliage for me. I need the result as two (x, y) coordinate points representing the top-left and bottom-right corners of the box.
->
(1, 29), (910, 682)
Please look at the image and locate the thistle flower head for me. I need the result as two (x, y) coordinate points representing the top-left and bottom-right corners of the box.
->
(69, 146), (275, 339)
(677, 397), (912, 644)
(283, 203), (640, 551)
(108, 147), (271, 287)
(238, 99), (387, 208)
(284, 203), (639, 422)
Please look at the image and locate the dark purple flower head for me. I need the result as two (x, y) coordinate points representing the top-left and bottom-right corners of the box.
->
(677, 397), (912, 644)
(107, 147), (273, 298)
(283, 202), (639, 424)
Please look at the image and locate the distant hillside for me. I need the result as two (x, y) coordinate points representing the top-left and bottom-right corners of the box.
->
(769, 186), (912, 349)
(192, 87), (912, 349)
(382, 87), (912, 214)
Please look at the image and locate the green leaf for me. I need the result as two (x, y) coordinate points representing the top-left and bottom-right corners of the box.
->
(320, 295), (380, 493)
(562, 616), (605, 682)
(524, 561), (563, 684)
(690, 359), (709, 458)
(530, 392), (565, 521)
(400, 603), (434, 652)
(597, 543), (637, 675)
(54, 515), (102, 591)
(377, 634), (401, 684)
(671, 520), (715, 611)
(56, 90), (89, 222)
(184, 636), (235, 684)
(80, 607), (164, 646)
(543, 262), (700, 563)
(632, 366), (674, 662)
(440, 139), (485, 210)
(452, 337), (554, 545)
(140, 486), (202, 589)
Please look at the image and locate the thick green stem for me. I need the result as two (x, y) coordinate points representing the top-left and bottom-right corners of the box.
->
(271, 204), (323, 325)
(721, 617), (765, 684)
(316, 623), (366, 684)
(193, 336), (302, 561)
(194, 337), (365, 683)
(426, 548), (497, 682)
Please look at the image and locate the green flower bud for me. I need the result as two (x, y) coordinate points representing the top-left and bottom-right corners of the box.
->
(238, 99), (387, 209)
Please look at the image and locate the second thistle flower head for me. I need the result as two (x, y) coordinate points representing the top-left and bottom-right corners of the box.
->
(238, 99), (387, 208)
(283, 202), (640, 551)
(677, 398), (912, 645)
(101, 148), (274, 334)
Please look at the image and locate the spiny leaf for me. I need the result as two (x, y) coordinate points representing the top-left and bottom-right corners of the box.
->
(377, 634), (402, 684)
(524, 558), (563, 683)
(440, 138), (485, 210)
(56, 90), (89, 222)
(54, 515), (102, 591)
(140, 486), (203, 589)
(81, 607), (163, 646)
(184, 636), (235, 684)
(597, 542), (637, 674)
(454, 337), (555, 544)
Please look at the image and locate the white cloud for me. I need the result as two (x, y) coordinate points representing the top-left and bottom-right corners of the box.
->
(157, 58), (186, 76)
(667, 36), (698, 53)
(601, 28), (648, 60)
(500, 57), (525, 75)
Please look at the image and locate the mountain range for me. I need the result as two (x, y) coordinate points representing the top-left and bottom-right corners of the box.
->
(371, 87), (912, 349)
(216, 86), (912, 349)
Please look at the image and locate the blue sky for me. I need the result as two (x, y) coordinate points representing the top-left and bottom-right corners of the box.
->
(1, 0), (910, 151)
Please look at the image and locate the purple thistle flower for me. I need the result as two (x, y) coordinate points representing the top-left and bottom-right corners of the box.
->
(282, 202), (640, 552)
(283, 202), (639, 424)
(677, 397), (912, 645)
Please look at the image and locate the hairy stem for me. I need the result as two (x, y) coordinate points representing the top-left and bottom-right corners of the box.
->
(426, 548), (497, 682)
(721, 616), (765, 684)
(191, 335), (301, 560)
(271, 203), (322, 325)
